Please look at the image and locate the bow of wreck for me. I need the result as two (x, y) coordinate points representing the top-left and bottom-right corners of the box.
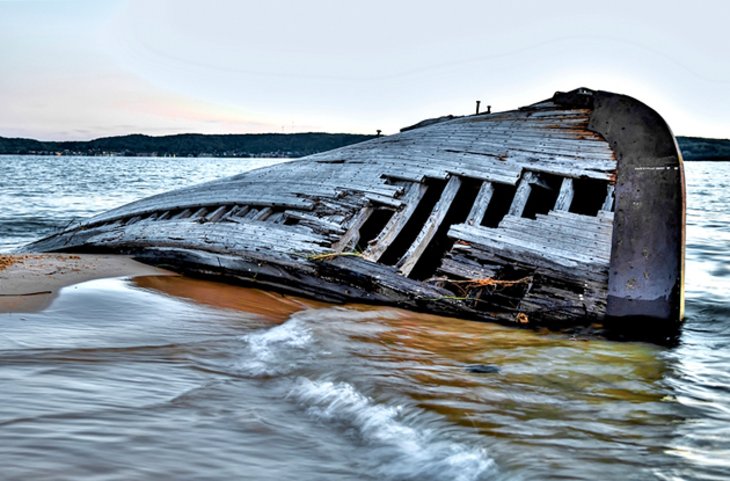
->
(24, 88), (685, 335)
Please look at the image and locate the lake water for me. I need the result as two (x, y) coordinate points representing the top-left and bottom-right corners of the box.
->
(0, 155), (728, 481)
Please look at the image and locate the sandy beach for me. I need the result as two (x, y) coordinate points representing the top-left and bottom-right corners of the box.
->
(0, 254), (174, 312)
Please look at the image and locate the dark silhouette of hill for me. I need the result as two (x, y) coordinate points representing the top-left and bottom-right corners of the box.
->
(0, 133), (376, 158)
(675, 136), (730, 161)
(0, 132), (728, 160)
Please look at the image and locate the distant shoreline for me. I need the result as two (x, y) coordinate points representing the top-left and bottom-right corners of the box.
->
(0, 154), (726, 161)
(0, 132), (376, 159)
(1, 132), (728, 161)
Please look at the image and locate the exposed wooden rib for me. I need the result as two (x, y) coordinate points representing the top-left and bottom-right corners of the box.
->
(192, 207), (208, 219)
(397, 176), (462, 277)
(554, 177), (575, 211)
(602, 184), (615, 211)
(507, 172), (537, 217)
(363, 182), (428, 261)
(226, 205), (249, 220)
(333, 206), (373, 252)
(466, 181), (494, 225)
(171, 209), (193, 220)
(206, 205), (229, 222)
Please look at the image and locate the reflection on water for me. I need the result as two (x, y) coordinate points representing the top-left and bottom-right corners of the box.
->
(134, 275), (326, 322)
(0, 159), (728, 480)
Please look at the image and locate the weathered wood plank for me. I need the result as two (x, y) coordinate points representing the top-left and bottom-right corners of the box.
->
(449, 223), (609, 268)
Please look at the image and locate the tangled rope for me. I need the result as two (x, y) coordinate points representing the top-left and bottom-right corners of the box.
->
(451, 276), (534, 289)
(307, 251), (363, 262)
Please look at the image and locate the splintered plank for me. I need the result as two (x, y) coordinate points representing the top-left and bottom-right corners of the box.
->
(397, 176), (462, 277)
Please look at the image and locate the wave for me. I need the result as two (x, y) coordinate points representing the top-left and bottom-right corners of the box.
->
(234, 317), (315, 377)
(289, 378), (499, 481)
(232, 307), (397, 377)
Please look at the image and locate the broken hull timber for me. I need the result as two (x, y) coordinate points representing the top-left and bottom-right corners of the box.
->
(23, 88), (685, 334)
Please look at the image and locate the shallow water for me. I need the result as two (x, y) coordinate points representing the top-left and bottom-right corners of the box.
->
(0, 156), (728, 480)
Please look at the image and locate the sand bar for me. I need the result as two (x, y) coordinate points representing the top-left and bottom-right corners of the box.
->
(0, 254), (174, 312)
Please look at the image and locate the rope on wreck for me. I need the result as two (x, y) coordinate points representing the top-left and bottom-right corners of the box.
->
(426, 275), (534, 297)
(423, 275), (535, 324)
(307, 251), (363, 262)
(447, 276), (534, 289)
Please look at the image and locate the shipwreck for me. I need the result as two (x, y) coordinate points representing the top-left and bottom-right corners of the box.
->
(24, 88), (685, 334)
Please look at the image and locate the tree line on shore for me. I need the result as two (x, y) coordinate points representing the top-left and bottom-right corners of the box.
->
(0, 132), (728, 160)
(0, 133), (376, 158)
(675, 137), (730, 161)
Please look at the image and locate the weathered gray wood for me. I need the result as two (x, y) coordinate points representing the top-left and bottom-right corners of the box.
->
(507, 172), (537, 217)
(192, 207), (208, 219)
(362, 192), (404, 209)
(601, 184), (615, 211)
(284, 211), (346, 234)
(268, 211), (285, 224)
(332, 206), (373, 252)
(206, 205), (229, 222)
(449, 223), (609, 268)
(397, 176), (462, 276)
(554, 178), (574, 211)
(364, 182), (428, 261)
(171, 209), (192, 220)
(221, 205), (247, 221)
(466, 181), (494, 225)
(253, 207), (273, 221)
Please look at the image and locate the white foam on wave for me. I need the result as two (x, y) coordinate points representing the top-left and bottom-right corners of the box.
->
(235, 317), (314, 376)
(234, 307), (398, 377)
(290, 378), (499, 481)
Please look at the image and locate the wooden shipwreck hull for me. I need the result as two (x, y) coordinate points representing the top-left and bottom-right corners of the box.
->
(25, 88), (685, 332)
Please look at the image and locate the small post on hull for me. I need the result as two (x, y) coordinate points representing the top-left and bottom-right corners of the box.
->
(487, 105), (492, 114)
(376, 129), (382, 137)
(476, 100), (481, 115)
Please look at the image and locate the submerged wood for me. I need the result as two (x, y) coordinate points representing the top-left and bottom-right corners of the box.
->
(22, 88), (686, 335)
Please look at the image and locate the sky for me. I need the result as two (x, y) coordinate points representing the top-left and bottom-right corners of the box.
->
(1, 0), (728, 140)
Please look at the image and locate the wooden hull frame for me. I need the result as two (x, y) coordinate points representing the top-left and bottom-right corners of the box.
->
(23, 88), (685, 336)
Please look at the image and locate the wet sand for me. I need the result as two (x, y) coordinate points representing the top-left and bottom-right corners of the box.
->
(0, 254), (175, 312)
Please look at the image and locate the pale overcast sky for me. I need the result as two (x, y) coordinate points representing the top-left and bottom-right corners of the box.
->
(1, 0), (728, 140)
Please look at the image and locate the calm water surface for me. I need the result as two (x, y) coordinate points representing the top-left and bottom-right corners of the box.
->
(0, 156), (728, 481)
